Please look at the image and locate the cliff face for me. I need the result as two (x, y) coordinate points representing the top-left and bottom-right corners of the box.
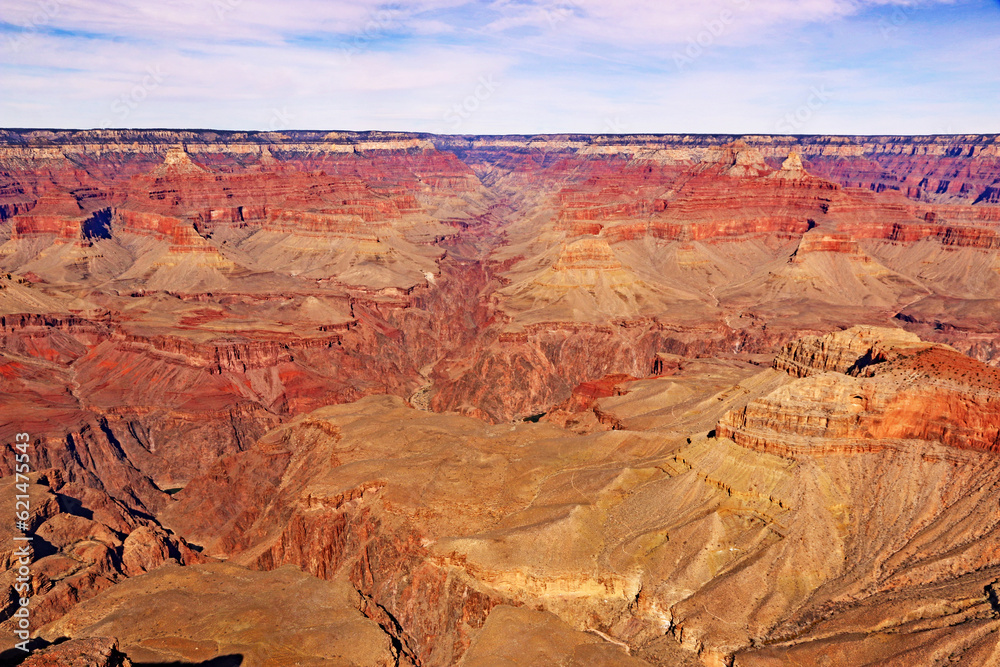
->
(720, 326), (1000, 455)
(153, 330), (1000, 667)
(7, 130), (997, 427)
(770, 326), (925, 377)
(2, 129), (997, 203)
(3, 129), (998, 431)
(0, 473), (205, 647)
(439, 132), (1000, 205)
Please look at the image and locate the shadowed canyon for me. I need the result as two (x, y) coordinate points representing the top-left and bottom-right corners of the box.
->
(1, 130), (999, 666)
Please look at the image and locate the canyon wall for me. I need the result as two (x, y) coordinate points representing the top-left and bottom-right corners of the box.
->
(1, 130), (998, 666)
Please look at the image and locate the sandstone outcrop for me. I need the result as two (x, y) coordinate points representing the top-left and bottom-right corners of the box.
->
(38, 563), (398, 667)
(0, 473), (205, 648)
(768, 151), (808, 180)
(770, 325), (925, 377)
(18, 637), (132, 667)
(711, 140), (770, 178)
(458, 605), (660, 667)
(719, 325), (1000, 455)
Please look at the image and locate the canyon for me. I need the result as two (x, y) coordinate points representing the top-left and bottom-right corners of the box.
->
(1, 130), (999, 666)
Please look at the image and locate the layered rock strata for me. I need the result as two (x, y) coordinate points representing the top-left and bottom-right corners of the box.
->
(720, 326), (1000, 455)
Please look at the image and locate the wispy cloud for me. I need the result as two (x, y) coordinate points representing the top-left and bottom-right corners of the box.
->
(1, 0), (996, 133)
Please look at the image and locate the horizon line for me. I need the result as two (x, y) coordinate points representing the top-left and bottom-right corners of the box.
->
(2, 128), (999, 141)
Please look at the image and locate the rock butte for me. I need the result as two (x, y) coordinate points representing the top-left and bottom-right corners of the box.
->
(0, 129), (999, 667)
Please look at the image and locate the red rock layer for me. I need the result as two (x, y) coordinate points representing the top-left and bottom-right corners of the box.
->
(0, 474), (204, 641)
(539, 143), (989, 254)
(552, 238), (624, 271)
(720, 327), (1000, 455)
(161, 403), (510, 666)
(790, 232), (866, 259)
(18, 637), (132, 667)
(9, 191), (89, 242)
(440, 133), (1000, 204)
(546, 151), (834, 244)
(431, 319), (792, 422)
(837, 218), (1000, 249)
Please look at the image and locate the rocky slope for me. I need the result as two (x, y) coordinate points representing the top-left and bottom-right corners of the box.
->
(14, 638), (132, 667)
(1, 130), (999, 666)
(720, 326), (1000, 455)
(0, 472), (205, 653)
(145, 327), (1000, 667)
(39, 563), (399, 666)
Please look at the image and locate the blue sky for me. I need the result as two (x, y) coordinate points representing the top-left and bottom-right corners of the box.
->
(1, 0), (998, 134)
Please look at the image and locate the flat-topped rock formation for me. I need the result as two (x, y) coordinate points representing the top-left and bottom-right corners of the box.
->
(710, 140), (770, 178)
(768, 151), (809, 181)
(771, 325), (925, 376)
(719, 326), (1000, 455)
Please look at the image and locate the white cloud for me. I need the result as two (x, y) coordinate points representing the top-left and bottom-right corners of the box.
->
(0, 0), (993, 133)
(483, 0), (957, 48)
(0, 0), (954, 49)
(0, 0), (467, 45)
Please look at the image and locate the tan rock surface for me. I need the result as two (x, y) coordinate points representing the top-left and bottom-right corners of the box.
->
(40, 562), (397, 667)
(721, 325), (1000, 454)
(160, 326), (1000, 665)
(457, 605), (659, 667)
